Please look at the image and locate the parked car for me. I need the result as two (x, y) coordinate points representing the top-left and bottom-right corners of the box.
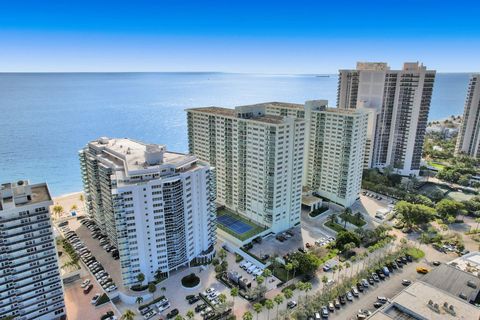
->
(83, 284), (93, 294)
(287, 301), (297, 309)
(334, 299), (341, 309)
(321, 306), (329, 318)
(81, 279), (90, 288)
(328, 301), (335, 311)
(166, 309), (179, 319)
(346, 292), (353, 301)
(90, 293), (101, 304)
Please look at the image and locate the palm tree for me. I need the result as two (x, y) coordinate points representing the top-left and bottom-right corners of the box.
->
(265, 299), (274, 320)
(136, 272), (145, 285)
(262, 268), (272, 283)
(218, 293), (227, 304)
(253, 303), (263, 320)
(295, 281), (305, 302)
(343, 208), (352, 228)
(186, 310), (194, 320)
(70, 204), (78, 211)
(321, 275), (328, 294)
(243, 311), (253, 320)
(120, 309), (135, 320)
(218, 248), (227, 261)
(304, 282), (312, 301)
(135, 296), (143, 305)
(274, 293), (284, 319)
(291, 259), (299, 279)
(345, 262), (351, 279)
(284, 288), (293, 300)
(230, 287), (239, 314)
(148, 283), (156, 299)
(52, 205), (63, 218)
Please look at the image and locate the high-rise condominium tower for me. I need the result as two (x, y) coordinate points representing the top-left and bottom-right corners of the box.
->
(337, 62), (436, 176)
(0, 181), (65, 320)
(456, 74), (480, 157)
(186, 104), (305, 233)
(265, 100), (369, 207)
(79, 138), (216, 287)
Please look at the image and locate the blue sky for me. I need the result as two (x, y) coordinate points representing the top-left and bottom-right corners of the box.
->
(1, 0), (479, 73)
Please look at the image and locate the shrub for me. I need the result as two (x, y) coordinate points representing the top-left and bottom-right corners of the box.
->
(181, 273), (200, 288)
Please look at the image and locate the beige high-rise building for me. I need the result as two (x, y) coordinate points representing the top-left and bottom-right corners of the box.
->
(186, 104), (305, 233)
(338, 62), (436, 176)
(456, 74), (480, 157)
(265, 100), (369, 207)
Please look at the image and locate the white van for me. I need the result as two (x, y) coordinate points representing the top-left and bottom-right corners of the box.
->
(247, 265), (257, 274)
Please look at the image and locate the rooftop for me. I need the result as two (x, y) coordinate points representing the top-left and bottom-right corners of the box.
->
(449, 251), (480, 277)
(369, 281), (480, 320)
(187, 105), (292, 124)
(242, 101), (305, 110)
(0, 180), (52, 211)
(87, 137), (201, 176)
(422, 263), (480, 303)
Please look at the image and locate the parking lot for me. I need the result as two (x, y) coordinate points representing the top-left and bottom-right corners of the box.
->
(64, 274), (119, 320)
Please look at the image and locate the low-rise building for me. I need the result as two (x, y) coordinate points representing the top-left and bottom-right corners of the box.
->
(369, 281), (480, 320)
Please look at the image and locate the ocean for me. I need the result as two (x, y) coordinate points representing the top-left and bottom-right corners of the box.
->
(0, 72), (471, 196)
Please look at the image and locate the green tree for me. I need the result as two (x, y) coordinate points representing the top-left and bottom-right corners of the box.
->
(174, 315), (184, 320)
(231, 287), (239, 314)
(283, 288), (293, 300)
(274, 294), (284, 318)
(218, 293), (227, 304)
(288, 252), (321, 275)
(120, 310), (136, 320)
(253, 303), (263, 320)
(265, 299), (274, 320)
(395, 201), (435, 229)
(285, 263), (293, 282)
(303, 281), (312, 301)
(335, 231), (361, 250)
(52, 205), (63, 218)
(436, 199), (466, 220)
(136, 272), (145, 284)
(135, 296), (143, 305)
(218, 248), (227, 261)
(148, 283), (156, 298)
(186, 310), (194, 320)
(243, 311), (253, 320)
(256, 275), (265, 285)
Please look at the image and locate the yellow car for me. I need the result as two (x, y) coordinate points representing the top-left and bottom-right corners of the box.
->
(416, 267), (429, 274)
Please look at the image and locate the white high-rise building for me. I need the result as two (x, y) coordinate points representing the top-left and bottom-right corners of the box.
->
(79, 138), (216, 287)
(0, 181), (65, 320)
(186, 104), (305, 233)
(338, 62), (436, 176)
(456, 74), (480, 157)
(265, 100), (369, 207)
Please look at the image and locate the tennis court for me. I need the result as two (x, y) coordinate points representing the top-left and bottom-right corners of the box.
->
(217, 214), (253, 234)
(216, 208), (266, 241)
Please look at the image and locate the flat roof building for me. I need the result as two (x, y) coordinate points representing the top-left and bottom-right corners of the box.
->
(338, 62), (436, 176)
(80, 138), (216, 287)
(456, 74), (480, 157)
(187, 104), (305, 234)
(369, 281), (480, 320)
(0, 181), (66, 320)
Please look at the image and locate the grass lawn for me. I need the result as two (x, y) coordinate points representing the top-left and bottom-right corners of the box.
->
(427, 160), (447, 170)
(325, 221), (347, 233)
(217, 208), (266, 241)
(318, 249), (339, 264)
(405, 247), (425, 260)
(269, 265), (289, 282)
(339, 212), (366, 227)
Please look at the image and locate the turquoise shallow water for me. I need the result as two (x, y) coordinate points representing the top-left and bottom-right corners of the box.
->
(0, 72), (471, 195)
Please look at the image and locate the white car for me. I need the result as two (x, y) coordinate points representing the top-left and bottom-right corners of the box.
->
(106, 285), (117, 292)
(81, 279), (91, 288)
(157, 302), (171, 312)
(242, 262), (253, 270)
(90, 293), (101, 304)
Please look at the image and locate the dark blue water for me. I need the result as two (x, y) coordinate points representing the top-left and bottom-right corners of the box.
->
(0, 72), (471, 195)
